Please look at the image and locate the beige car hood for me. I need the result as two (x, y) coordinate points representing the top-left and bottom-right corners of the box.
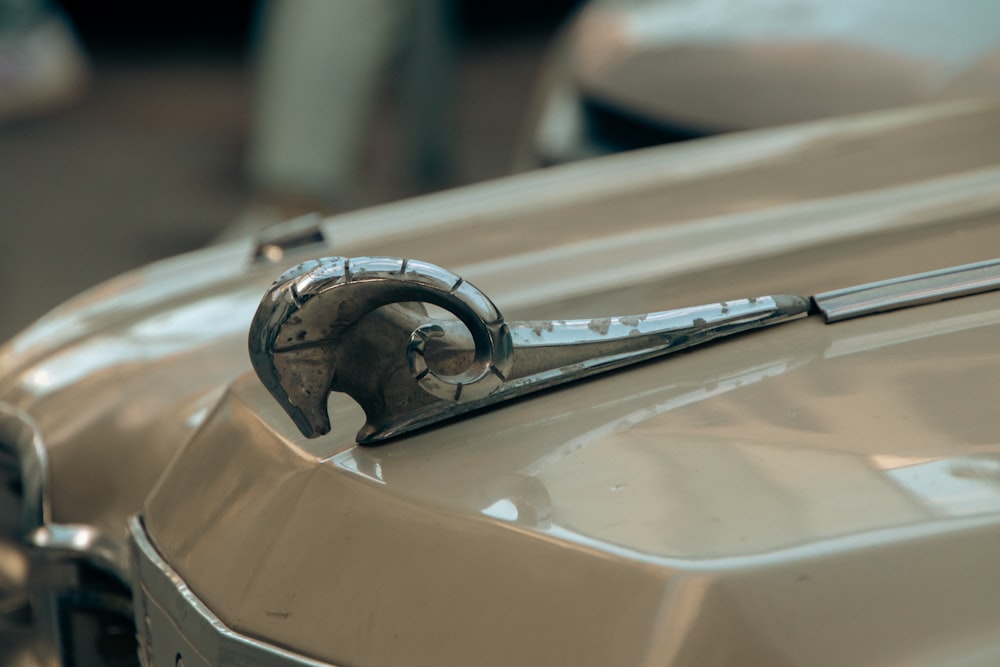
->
(138, 100), (1000, 666)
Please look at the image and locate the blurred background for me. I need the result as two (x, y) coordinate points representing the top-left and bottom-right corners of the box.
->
(4, 0), (1000, 345)
(0, 0), (582, 342)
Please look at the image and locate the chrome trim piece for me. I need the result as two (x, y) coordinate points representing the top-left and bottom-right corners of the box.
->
(813, 258), (1000, 323)
(30, 524), (130, 584)
(129, 517), (336, 667)
(249, 256), (809, 443)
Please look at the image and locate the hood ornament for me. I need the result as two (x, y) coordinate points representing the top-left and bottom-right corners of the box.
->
(249, 256), (808, 443)
(249, 256), (1000, 443)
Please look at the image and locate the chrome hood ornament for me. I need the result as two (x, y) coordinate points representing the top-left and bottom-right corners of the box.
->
(249, 256), (1000, 443)
(249, 257), (1000, 444)
(248, 256), (809, 443)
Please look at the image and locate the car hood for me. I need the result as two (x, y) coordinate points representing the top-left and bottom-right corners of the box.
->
(2, 98), (1000, 665)
(139, 101), (1000, 666)
(142, 293), (1000, 666)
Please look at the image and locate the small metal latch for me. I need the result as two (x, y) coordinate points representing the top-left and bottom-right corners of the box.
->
(252, 213), (327, 263)
(248, 256), (808, 444)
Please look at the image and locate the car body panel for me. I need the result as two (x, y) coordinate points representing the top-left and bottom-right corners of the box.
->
(141, 284), (1000, 666)
(136, 102), (1000, 666)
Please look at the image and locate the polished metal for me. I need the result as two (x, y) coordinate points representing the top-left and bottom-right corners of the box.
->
(813, 257), (1000, 322)
(129, 517), (337, 667)
(249, 256), (810, 443)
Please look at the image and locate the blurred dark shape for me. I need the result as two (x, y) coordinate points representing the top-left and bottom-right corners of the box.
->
(236, 0), (583, 231)
(0, 0), (89, 124)
(245, 0), (458, 215)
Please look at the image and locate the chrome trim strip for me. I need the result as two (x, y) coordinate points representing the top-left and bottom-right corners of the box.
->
(813, 258), (1000, 323)
(129, 516), (338, 667)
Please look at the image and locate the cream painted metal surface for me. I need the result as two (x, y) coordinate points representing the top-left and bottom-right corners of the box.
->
(142, 280), (1000, 666)
(139, 104), (1000, 666)
(129, 518), (332, 667)
(2, 98), (1000, 665)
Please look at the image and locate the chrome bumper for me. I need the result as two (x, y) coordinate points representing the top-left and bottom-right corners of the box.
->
(128, 517), (335, 667)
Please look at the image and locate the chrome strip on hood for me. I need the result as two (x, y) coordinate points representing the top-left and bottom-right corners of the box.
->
(813, 257), (1000, 322)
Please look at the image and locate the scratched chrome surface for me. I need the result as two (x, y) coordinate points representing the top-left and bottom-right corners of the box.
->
(2, 99), (1000, 665)
(249, 255), (808, 444)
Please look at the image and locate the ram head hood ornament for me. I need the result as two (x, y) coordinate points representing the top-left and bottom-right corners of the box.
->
(248, 256), (810, 443)
(249, 256), (1000, 444)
